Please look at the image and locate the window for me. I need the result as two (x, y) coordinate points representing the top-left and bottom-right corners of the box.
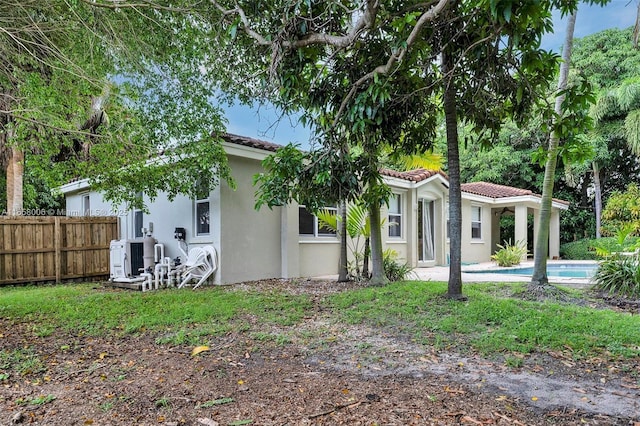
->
(471, 205), (482, 239)
(82, 194), (90, 216)
(299, 206), (337, 237)
(388, 194), (402, 238)
(133, 192), (143, 238)
(195, 181), (210, 236)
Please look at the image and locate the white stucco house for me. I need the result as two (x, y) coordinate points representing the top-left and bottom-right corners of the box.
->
(59, 133), (569, 284)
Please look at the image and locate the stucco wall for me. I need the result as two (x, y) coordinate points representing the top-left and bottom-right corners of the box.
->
(298, 240), (341, 277)
(219, 155), (282, 284)
(460, 198), (492, 264)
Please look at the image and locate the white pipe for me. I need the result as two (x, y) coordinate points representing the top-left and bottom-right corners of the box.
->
(140, 272), (153, 292)
(154, 243), (165, 263)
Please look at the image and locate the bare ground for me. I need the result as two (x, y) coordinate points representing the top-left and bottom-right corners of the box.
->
(1, 279), (639, 426)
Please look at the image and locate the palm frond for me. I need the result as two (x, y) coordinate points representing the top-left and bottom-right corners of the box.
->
(625, 109), (640, 156)
(346, 204), (368, 238)
(316, 209), (338, 232)
(400, 152), (444, 171)
(617, 79), (640, 111)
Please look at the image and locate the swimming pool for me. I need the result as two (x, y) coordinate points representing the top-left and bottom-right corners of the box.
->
(465, 262), (599, 279)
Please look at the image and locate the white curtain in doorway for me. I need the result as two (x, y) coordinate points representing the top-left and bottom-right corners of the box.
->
(422, 201), (435, 261)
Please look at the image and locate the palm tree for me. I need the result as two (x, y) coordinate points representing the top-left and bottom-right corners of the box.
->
(530, 12), (577, 288)
(588, 78), (640, 237)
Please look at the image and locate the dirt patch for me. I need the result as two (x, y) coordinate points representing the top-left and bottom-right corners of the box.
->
(1, 280), (639, 425)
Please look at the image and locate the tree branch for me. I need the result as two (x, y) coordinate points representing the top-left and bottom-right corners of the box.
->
(334, 0), (450, 124)
(79, 0), (198, 12)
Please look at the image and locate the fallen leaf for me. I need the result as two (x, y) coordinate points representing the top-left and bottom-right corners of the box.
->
(341, 389), (350, 394)
(197, 418), (219, 426)
(495, 395), (508, 401)
(191, 346), (210, 356)
(444, 386), (465, 395)
(99, 352), (107, 359)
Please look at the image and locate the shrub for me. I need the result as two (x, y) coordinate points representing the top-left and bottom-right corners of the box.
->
(592, 254), (640, 298)
(560, 239), (598, 260)
(382, 249), (414, 282)
(490, 240), (527, 267)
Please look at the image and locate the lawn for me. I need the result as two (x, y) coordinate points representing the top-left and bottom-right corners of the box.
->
(1, 280), (638, 359)
(1, 280), (639, 425)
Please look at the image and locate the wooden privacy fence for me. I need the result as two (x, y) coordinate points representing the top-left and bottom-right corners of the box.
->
(0, 216), (119, 285)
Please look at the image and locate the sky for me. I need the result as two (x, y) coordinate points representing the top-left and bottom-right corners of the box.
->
(222, 1), (638, 149)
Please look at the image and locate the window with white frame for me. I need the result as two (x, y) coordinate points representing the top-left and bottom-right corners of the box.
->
(388, 193), (402, 238)
(471, 205), (482, 239)
(299, 206), (337, 237)
(195, 181), (210, 236)
(82, 194), (90, 216)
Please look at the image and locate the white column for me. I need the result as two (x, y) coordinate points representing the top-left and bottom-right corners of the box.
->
(533, 208), (540, 259)
(549, 209), (561, 259)
(514, 205), (528, 260)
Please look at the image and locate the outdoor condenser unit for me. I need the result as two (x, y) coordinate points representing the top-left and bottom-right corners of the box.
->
(109, 239), (145, 279)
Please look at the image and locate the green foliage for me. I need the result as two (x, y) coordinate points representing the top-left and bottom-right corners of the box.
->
(601, 183), (640, 236)
(382, 249), (414, 282)
(560, 239), (598, 260)
(592, 254), (640, 298)
(196, 398), (234, 409)
(491, 240), (528, 267)
(316, 202), (374, 280)
(1, 1), (232, 211)
(254, 144), (363, 212)
(591, 224), (640, 257)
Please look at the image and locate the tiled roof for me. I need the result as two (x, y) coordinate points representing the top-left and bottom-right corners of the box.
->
(381, 168), (448, 182)
(461, 181), (533, 198)
(220, 132), (282, 152)
(461, 181), (570, 205)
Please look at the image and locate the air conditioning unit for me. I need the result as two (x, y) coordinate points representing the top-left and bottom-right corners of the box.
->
(110, 239), (145, 280)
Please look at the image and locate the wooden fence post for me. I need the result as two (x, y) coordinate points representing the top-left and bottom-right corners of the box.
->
(54, 216), (61, 283)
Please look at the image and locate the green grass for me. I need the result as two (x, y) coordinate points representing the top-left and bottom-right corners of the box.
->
(2, 281), (640, 361)
(0, 284), (311, 341)
(326, 281), (640, 358)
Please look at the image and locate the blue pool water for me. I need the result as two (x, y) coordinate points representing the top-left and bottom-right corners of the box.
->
(466, 263), (599, 278)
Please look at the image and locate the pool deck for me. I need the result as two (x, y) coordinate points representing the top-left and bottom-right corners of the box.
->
(411, 260), (596, 289)
(313, 260), (596, 289)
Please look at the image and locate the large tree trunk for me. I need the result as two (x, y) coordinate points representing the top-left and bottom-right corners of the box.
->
(593, 161), (602, 239)
(368, 201), (388, 286)
(6, 144), (23, 216)
(442, 50), (464, 300)
(338, 201), (349, 282)
(530, 12), (577, 288)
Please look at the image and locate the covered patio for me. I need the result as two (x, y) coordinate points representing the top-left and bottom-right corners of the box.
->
(460, 182), (569, 260)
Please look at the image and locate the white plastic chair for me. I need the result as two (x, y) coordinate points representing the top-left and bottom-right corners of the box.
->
(178, 246), (217, 289)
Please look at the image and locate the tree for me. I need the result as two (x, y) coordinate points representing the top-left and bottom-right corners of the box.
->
(530, 11), (597, 288)
(601, 183), (640, 235)
(572, 27), (640, 239)
(0, 1), (233, 215)
(83, 0), (600, 292)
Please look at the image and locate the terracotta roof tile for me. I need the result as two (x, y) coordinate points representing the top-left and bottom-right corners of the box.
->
(461, 181), (570, 205)
(381, 168), (448, 182)
(220, 132), (282, 152)
(461, 182), (533, 198)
